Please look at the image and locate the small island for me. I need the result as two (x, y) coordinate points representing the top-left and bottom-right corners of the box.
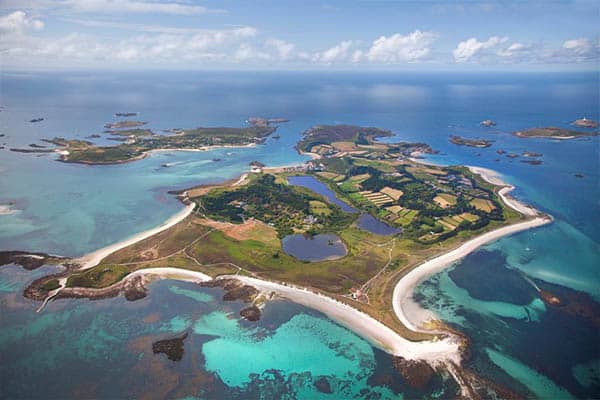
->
(480, 119), (496, 127)
(514, 127), (598, 139)
(104, 120), (147, 129)
(572, 117), (598, 129)
(449, 135), (493, 148)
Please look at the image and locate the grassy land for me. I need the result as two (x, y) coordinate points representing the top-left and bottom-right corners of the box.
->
(49, 123), (277, 164)
(56, 125), (534, 343)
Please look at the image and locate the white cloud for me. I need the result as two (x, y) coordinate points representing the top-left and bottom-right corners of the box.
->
(60, 0), (223, 15)
(312, 40), (354, 64)
(366, 30), (437, 63)
(496, 42), (532, 58)
(0, 10), (44, 33)
(562, 38), (592, 56)
(265, 38), (295, 60)
(453, 36), (508, 62)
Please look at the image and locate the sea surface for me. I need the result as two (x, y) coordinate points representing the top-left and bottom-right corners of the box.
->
(0, 71), (598, 399)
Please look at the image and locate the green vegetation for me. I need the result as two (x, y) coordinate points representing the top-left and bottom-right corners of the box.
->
(66, 264), (130, 288)
(47, 123), (277, 164)
(51, 122), (533, 343)
(196, 174), (355, 237)
(40, 279), (60, 291)
(449, 135), (493, 148)
(514, 127), (598, 139)
(296, 124), (392, 153)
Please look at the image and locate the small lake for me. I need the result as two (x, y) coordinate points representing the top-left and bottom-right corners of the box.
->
(356, 213), (401, 236)
(287, 176), (357, 213)
(282, 233), (347, 261)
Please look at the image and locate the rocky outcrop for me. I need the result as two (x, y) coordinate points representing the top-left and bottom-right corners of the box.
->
(152, 332), (188, 361)
(391, 357), (435, 389)
(0, 250), (66, 270)
(240, 305), (261, 321)
(200, 278), (259, 303)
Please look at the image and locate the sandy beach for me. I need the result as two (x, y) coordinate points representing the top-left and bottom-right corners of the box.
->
(392, 166), (551, 333)
(60, 162), (548, 367)
(229, 275), (462, 364)
(73, 202), (195, 270)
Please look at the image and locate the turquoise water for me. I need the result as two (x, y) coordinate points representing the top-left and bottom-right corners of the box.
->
(0, 71), (598, 398)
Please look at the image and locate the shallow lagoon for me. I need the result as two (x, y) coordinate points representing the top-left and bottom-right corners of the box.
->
(281, 233), (347, 261)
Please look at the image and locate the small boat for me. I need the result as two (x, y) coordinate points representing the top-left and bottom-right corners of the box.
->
(212, 158), (222, 162)
(272, 134), (281, 139)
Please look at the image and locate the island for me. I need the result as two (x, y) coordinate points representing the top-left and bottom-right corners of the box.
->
(104, 120), (147, 129)
(449, 135), (493, 148)
(31, 120), (278, 165)
(18, 123), (552, 397)
(572, 118), (598, 128)
(514, 127), (598, 139)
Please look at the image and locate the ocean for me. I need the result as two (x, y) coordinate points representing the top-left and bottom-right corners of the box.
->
(0, 70), (598, 399)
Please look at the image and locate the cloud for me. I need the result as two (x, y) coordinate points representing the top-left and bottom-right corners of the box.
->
(312, 40), (354, 64)
(265, 38), (295, 60)
(366, 30), (437, 63)
(453, 36), (508, 62)
(0, 0), (225, 15)
(0, 10), (44, 33)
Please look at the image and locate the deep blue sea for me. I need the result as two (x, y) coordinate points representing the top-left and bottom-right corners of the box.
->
(0, 71), (598, 399)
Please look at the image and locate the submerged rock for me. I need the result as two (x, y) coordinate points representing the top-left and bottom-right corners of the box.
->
(314, 376), (333, 393)
(152, 332), (188, 361)
(240, 305), (261, 321)
(391, 357), (434, 388)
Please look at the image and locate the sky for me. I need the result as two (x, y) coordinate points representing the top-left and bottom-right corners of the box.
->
(0, 0), (598, 71)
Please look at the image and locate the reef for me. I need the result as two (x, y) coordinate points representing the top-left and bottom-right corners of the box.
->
(152, 332), (189, 361)
(391, 356), (435, 389)
(240, 305), (262, 321)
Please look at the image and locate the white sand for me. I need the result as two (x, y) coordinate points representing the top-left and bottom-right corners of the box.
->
(229, 275), (462, 364)
(73, 203), (195, 270)
(392, 166), (551, 333)
(132, 267), (212, 283)
(0, 204), (19, 215)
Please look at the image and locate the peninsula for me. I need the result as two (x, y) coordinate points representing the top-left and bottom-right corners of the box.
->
(19, 123), (551, 397)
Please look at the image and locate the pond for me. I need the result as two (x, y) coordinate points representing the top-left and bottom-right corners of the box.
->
(356, 213), (401, 236)
(287, 175), (357, 213)
(282, 233), (347, 262)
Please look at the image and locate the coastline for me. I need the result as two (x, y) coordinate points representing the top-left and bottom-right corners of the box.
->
(392, 166), (551, 333)
(47, 159), (549, 367)
(72, 202), (195, 270)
